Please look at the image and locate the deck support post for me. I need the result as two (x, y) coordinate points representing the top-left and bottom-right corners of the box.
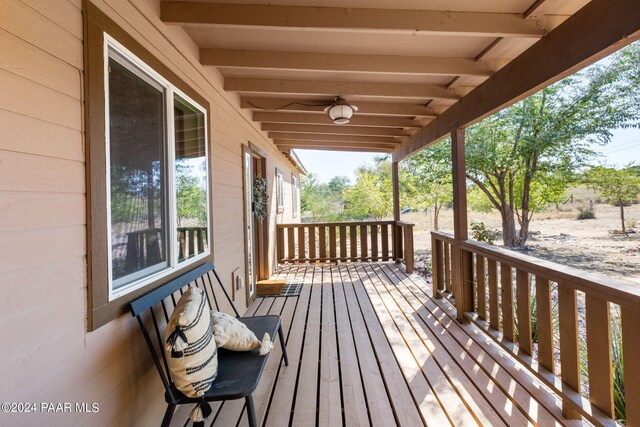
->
(392, 161), (402, 264)
(451, 128), (472, 322)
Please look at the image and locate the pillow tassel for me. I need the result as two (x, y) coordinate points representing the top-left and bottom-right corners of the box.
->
(165, 325), (188, 357)
(190, 398), (212, 427)
(258, 333), (273, 356)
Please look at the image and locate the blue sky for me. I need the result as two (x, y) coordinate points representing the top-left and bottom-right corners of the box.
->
(295, 127), (640, 184)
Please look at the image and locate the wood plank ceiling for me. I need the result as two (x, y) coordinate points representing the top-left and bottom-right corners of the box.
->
(161, 0), (589, 153)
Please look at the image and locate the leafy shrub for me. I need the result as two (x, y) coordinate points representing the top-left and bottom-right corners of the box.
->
(577, 203), (596, 220)
(470, 222), (500, 244)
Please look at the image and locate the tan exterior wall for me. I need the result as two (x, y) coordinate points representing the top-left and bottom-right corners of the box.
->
(0, 0), (301, 425)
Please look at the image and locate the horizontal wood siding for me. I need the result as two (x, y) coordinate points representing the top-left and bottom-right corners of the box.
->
(0, 0), (302, 425)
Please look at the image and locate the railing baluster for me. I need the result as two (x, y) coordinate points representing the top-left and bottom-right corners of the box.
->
(188, 228), (195, 258)
(432, 235), (444, 299)
(403, 224), (414, 273)
(461, 249), (473, 314)
(370, 224), (379, 261)
(197, 228), (204, 253)
(298, 226), (306, 261)
(329, 226), (337, 261)
(622, 306), (640, 426)
(585, 295), (614, 418)
(288, 226), (295, 263)
(516, 269), (532, 355)
(381, 224), (389, 260)
(444, 242), (451, 294)
(360, 224), (368, 261)
(319, 226), (327, 261)
(558, 282), (581, 419)
(488, 259), (499, 331)
(476, 254), (486, 320)
(339, 225), (347, 262)
(309, 226), (316, 261)
(535, 277), (554, 373)
(277, 226), (285, 262)
(349, 225), (357, 261)
(501, 264), (515, 341)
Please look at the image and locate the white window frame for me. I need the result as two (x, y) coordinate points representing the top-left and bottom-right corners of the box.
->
(104, 34), (211, 301)
(291, 174), (298, 217)
(276, 168), (284, 213)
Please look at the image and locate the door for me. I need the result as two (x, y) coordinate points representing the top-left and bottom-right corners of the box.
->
(243, 147), (256, 301)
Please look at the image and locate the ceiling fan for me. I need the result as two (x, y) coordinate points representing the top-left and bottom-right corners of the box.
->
(248, 96), (358, 124)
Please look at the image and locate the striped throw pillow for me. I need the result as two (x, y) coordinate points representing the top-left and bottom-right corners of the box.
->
(164, 287), (218, 398)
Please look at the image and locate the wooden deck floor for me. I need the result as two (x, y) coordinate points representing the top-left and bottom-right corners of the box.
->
(209, 262), (572, 427)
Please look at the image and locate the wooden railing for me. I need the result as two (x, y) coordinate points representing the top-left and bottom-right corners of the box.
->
(177, 226), (208, 261)
(431, 231), (640, 426)
(277, 220), (415, 272)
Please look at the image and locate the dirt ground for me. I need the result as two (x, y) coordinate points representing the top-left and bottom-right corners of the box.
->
(402, 203), (640, 286)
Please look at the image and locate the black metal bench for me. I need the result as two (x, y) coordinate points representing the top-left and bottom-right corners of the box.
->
(129, 262), (289, 427)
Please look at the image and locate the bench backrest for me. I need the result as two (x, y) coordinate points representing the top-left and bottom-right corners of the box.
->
(128, 262), (240, 402)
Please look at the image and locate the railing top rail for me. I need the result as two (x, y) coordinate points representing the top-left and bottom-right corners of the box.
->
(432, 230), (640, 311)
(431, 230), (456, 243)
(278, 220), (396, 228)
(395, 221), (415, 227)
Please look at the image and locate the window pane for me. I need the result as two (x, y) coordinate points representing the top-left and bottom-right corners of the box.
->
(277, 173), (284, 208)
(174, 94), (208, 262)
(108, 55), (168, 289)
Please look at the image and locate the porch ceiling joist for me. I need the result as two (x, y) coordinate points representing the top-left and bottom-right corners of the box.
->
(275, 140), (397, 149)
(267, 133), (403, 144)
(161, 2), (545, 38)
(241, 98), (436, 118)
(275, 141), (394, 153)
(225, 78), (459, 101)
(393, 0), (640, 162)
(253, 112), (423, 129)
(201, 49), (492, 77)
(261, 123), (411, 138)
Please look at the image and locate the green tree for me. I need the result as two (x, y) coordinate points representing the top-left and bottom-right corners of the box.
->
(585, 166), (640, 233)
(343, 160), (393, 220)
(465, 43), (640, 247)
(176, 173), (207, 227)
(402, 139), (453, 230)
(300, 173), (351, 221)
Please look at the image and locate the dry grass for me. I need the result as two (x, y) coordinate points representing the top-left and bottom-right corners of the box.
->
(403, 202), (640, 285)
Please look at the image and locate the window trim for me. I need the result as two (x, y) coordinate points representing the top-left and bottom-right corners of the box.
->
(276, 168), (284, 213)
(104, 35), (211, 302)
(291, 173), (298, 218)
(84, 3), (213, 330)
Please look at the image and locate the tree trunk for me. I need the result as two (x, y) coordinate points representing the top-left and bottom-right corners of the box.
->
(433, 200), (441, 231)
(620, 203), (626, 233)
(501, 204), (518, 247)
(518, 215), (531, 248)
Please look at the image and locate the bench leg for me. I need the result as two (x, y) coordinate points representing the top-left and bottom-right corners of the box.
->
(245, 395), (257, 427)
(161, 403), (176, 427)
(277, 323), (289, 366)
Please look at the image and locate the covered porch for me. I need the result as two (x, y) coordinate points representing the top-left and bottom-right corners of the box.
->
(206, 262), (591, 427)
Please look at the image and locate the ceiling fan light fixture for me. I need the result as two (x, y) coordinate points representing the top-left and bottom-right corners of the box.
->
(324, 97), (358, 124)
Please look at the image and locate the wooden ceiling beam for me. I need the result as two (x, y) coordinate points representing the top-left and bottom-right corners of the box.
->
(262, 123), (412, 137)
(276, 142), (393, 153)
(202, 49), (491, 77)
(276, 140), (397, 149)
(241, 98), (436, 117)
(393, 0), (640, 161)
(161, 2), (545, 38)
(225, 78), (459, 101)
(268, 132), (403, 144)
(253, 112), (422, 128)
